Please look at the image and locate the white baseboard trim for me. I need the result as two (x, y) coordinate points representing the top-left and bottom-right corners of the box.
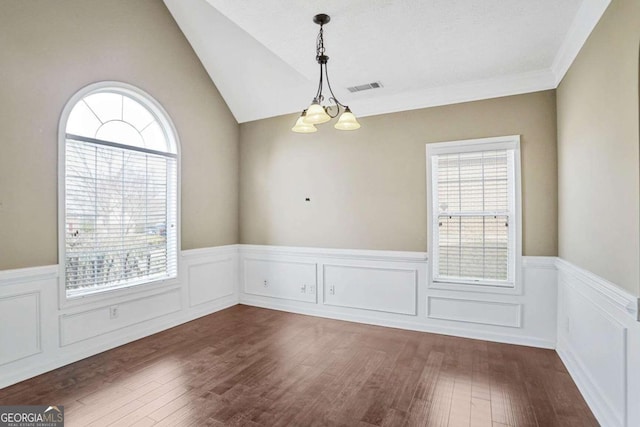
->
(239, 295), (556, 349)
(0, 296), (237, 390)
(238, 245), (557, 349)
(0, 246), (241, 389)
(557, 342), (624, 427)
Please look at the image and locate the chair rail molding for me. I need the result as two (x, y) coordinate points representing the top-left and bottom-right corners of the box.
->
(555, 258), (639, 321)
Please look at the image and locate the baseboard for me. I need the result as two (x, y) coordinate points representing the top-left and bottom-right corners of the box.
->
(0, 245), (241, 389)
(238, 245), (557, 349)
(557, 341), (623, 427)
(239, 295), (555, 349)
(0, 296), (237, 390)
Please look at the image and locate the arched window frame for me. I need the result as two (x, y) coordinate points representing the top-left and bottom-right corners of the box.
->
(58, 81), (181, 307)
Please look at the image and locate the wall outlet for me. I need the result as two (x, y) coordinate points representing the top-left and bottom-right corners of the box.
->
(110, 305), (119, 319)
(308, 285), (315, 294)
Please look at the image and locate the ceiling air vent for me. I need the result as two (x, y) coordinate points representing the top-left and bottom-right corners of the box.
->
(347, 81), (383, 93)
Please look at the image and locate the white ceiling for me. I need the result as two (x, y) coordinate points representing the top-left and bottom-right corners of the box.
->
(163, 0), (610, 123)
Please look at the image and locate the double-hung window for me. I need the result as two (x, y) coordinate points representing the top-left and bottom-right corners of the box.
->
(60, 82), (179, 300)
(426, 135), (521, 289)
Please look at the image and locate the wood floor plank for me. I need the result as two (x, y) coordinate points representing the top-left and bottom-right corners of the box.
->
(0, 305), (598, 427)
(112, 383), (191, 426)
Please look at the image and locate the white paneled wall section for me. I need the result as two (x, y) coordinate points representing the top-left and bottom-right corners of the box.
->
(239, 245), (557, 348)
(1, 243), (639, 427)
(0, 246), (238, 389)
(556, 259), (640, 427)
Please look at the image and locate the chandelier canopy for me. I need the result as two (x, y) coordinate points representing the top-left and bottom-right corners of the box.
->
(292, 14), (361, 133)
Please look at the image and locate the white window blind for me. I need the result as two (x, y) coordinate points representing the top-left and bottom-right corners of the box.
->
(431, 147), (516, 286)
(65, 136), (177, 296)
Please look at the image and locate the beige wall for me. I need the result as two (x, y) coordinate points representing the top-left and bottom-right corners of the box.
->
(557, 0), (640, 295)
(240, 90), (558, 256)
(0, 0), (240, 271)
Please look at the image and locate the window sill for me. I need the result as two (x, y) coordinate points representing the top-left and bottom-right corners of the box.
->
(59, 274), (180, 312)
(429, 279), (521, 295)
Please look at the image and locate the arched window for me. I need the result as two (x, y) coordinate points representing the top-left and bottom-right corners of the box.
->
(59, 82), (179, 299)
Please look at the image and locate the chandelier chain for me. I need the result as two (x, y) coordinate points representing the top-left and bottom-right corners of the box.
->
(313, 22), (345, 114)
(316, 25), (325, 58)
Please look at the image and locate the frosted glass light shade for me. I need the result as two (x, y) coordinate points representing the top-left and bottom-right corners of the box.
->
(334, 108), (361, 130)
(291, 114), (317, 133)
(304, 102), (331, 124)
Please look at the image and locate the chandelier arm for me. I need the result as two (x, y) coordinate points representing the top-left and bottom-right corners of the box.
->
(323, 63), (346, 109)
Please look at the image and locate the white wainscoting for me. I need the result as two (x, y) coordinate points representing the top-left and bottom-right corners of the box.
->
(0, 292), (41, 366)
(3, 243), (639, 427)
(0, 245), (239, 389)
(427, 296), (522, 328)
(556, 258), (640, 427)
(186, 249), (237, 308)
(239, 245), (558, 349)
(323, 264), (418, 315)
(59, 288), (183, 346)
(243, 258), (317, 303)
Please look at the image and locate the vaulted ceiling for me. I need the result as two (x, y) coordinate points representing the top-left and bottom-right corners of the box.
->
(163, 0), (610, 123)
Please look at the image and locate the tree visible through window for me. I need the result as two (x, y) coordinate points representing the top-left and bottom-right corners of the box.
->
(62, 85), (178, 298)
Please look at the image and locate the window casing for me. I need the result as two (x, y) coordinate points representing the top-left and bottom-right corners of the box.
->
(426, 136), (521, 290)
(59, 82), (180, 301)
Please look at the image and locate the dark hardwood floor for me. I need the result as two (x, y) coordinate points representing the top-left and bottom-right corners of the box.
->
(0, 305), (597, 426)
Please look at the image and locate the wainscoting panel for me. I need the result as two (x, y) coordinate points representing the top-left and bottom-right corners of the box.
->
(427, 296), (521, 327)
(556, 259), (640, 427)
(60, 288), (182, 346)
(323, 264), (417, 315)
(0, 292), (41, 366)
(0, 266), (57, 372)
(188, 257), (236, 307)
(243, 258), (317, 303)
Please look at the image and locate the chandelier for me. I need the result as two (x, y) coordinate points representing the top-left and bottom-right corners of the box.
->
(292, 14), (361, 133)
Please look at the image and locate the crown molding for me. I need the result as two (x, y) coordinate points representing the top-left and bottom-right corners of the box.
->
(351, 69), (557, 120)
(551, 0), (611, 86)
